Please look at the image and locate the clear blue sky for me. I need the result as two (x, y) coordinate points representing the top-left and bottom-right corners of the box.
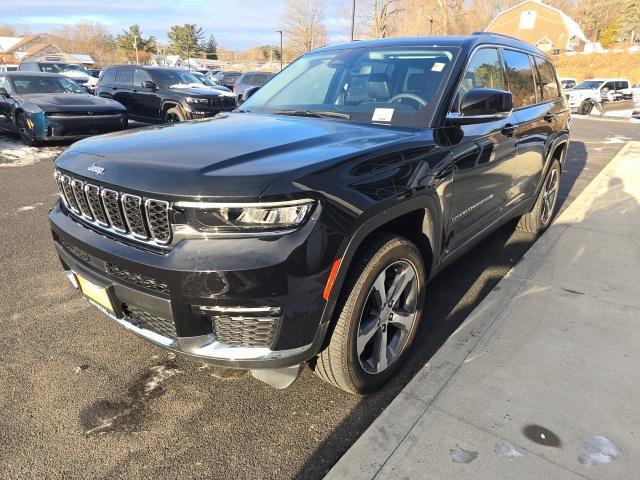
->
(3, 0), (350, 50)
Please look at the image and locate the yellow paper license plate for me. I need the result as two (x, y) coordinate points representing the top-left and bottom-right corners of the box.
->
(76, 274), (114, 313)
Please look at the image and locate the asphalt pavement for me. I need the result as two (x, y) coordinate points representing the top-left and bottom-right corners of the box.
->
(0, 117), (638, 480)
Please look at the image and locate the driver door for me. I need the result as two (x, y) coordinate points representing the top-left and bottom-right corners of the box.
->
(446, 48), (519, 252)
(0, 75), (15, 129)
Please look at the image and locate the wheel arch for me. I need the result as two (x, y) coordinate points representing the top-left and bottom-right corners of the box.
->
(318, 195), (441, 332)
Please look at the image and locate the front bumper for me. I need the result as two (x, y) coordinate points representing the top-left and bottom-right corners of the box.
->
(39, 113), (127, 140)
(49, 201), (336, 369)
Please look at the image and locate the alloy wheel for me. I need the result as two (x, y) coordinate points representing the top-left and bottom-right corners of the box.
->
(540, 167), (559, 225)
(356, 260), (419, 374)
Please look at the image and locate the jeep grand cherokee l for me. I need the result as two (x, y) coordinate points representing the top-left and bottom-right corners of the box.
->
(50, 33), (569, 393)
(96, 66), (236, 123)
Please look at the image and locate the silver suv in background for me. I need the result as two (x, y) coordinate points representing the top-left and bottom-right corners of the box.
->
(233, 71), (275, 98)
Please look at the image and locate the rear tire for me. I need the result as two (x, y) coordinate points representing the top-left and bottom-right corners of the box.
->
(164, 106), (185, 124)
(517, 159), (561, 233)
(312, 234), (426, 394)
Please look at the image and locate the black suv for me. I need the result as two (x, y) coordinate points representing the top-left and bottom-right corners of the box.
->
(95, 66), (236, 123)
(50, 34), (569, 394)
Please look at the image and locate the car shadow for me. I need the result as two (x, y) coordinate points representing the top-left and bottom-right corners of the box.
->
(294, 141), (588, 479)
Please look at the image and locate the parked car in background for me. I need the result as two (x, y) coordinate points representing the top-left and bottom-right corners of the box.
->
(95, 66), (236, 123)
(0, 64), (18, 72)
(18, 61), (98, 92)
(233, 71), (275, 97)
(50, 33), (569, 394)
(0, 72), (127, 145)
(220, 71), (242, 90)
(191, 71), (233, 93)
(565, 78), (634, 114)
(88, 69), (102, 78)
(559, 77), (576, 89)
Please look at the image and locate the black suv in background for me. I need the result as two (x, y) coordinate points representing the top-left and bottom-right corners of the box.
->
(95, 66), (236, 123)
(50, 33), (569, 394)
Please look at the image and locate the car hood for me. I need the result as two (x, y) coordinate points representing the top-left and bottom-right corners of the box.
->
(21, 93), (125, 112)
(56, 113), (419, 198)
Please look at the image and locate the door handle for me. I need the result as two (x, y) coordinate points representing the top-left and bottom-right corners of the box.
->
(543, 113), (555, 122)
(501, 123), (516, 136)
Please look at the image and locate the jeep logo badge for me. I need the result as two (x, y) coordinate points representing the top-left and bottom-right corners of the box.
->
(88, 164), (105, 175)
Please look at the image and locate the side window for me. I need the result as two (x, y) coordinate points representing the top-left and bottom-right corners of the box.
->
(601, 81), (616, 91)
(133, 69), (152, 87)
(502, 49), (538, 108)
(251, 74), (268, 86)
(115, 68), (133, 86)
(99, 68), (116, 86)
(534, 56), (560, 100)
(454, 48), (505, 111)
(0, 76), (9, 93)
(616, 81), (629, 90)
(23, 63), (39, 72)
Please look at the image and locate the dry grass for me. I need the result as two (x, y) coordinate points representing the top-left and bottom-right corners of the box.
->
(553, 52), (640, 85)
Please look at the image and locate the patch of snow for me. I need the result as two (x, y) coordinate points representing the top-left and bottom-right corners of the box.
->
(495, 442), (524, 459)
(16, 202), (44, 212)
(0, 137), (62, 168)
(143, 364), (180, 395)
(450, 445), (478, 463)
(577, 435), (621, 466)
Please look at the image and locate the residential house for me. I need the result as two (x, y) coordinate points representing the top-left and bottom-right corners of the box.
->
(486, 0), (588, 53)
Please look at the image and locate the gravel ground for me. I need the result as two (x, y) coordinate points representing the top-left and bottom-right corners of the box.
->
(0, 117), (638, 480)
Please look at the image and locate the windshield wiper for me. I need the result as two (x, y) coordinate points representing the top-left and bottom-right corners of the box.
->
(274, 110), (351, 120)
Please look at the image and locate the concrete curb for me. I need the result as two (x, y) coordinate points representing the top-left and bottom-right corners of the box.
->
(325, 141), (640, 480)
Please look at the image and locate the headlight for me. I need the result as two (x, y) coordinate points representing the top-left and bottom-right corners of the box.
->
(185, 97), (208, 105)
(175, 199), (315, 234)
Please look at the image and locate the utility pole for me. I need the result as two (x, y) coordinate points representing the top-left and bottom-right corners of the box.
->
(351, 0), (356, 41)
(429, 18), (434, 36)
(133, 36), (139, 65)
(276, 30), (283, 71)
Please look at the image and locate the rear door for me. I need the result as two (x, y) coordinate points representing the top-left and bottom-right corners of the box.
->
(131, 69), (161, 120)
(446, 47), (520, 252)
(97, 67), (117, 99)
(504, 49), (550, 204)
(113, 67), (134, 111)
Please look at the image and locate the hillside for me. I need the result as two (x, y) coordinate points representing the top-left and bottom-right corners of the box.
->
(554, 52), (640, 84)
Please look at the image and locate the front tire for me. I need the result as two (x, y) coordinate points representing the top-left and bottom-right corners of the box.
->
(164, 106), (185, 124)
(579, 100), (594, 115)
(312, 234), (426, 394)
(517, 159), (561, 233)
(16, 113), (39, 146)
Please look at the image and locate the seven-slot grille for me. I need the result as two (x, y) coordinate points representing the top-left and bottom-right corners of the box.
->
(55, 171), (171, 245)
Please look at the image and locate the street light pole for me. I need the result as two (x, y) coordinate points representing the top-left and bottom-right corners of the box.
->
(351, 0), (356, 41)
(276, 30), (283, 71)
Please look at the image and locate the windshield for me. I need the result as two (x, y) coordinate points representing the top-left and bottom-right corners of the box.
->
(152, 69), (203, 88)
(40, 63), (87, 75)
(12, 76), (86, 94)
(222, 72), (241, 83)
(194, 73), (216, 87)
(574, 80), (604, 90)
(242, 46), (458, 128)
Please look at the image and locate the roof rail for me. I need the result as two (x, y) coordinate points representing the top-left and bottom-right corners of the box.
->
(472, 31), (521, 42)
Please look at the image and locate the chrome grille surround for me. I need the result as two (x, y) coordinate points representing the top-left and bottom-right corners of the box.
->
(101, 188), (127, 233)
(145, 199), (171, 244)
(55, 170), (172, 247)
(121, 194), (148, 239)
(70, 179), (93, 220)
(83, 183), (109, 226)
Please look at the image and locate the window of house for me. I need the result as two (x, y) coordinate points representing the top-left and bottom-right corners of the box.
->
(502, 49), (538, 108)
(519, 10), (537, 29)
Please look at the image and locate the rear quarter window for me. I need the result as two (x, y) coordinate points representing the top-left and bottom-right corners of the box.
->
(99, 68), (117, 86)
(534, 57), (560, 100)
(115, 68), (133, 86)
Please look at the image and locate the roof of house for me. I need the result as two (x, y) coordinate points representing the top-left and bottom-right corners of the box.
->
(486, 0), (587, 43)
(0, 36), (23, 52)
(69, 54), (94, 64)
(4, 36), (41, 53)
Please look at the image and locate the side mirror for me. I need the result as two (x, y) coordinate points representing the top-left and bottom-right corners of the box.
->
(0, 87), (9, 97)
(242, 85), (260, 102)
(143, 80), (158, 90)
(447, 88), (513, 125)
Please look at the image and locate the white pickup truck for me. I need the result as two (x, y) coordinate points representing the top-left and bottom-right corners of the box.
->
(564, 78), (635, 115)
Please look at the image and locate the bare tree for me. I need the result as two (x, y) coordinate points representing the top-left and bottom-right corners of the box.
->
(368, 0), (403, 38)
(281, 0), (327, 57)
(47, 23), (119, 67)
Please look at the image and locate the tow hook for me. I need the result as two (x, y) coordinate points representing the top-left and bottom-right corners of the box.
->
(250, 363), (305, 389)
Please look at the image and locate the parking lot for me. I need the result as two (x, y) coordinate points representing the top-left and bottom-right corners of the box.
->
(1, 116), (638, 479)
